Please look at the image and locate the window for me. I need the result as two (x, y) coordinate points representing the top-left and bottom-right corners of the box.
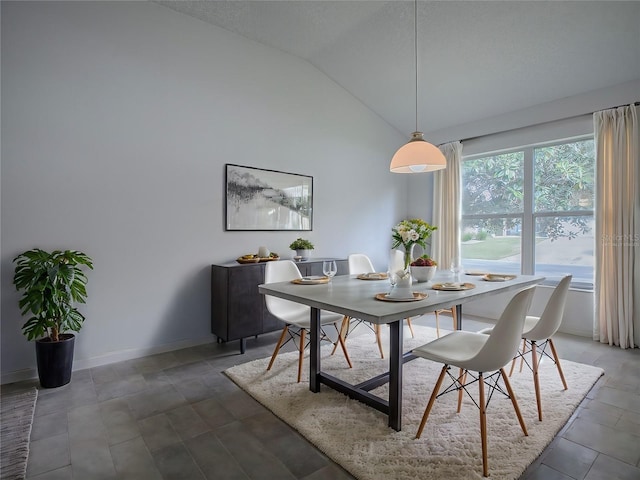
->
(461, 138), (595, 289)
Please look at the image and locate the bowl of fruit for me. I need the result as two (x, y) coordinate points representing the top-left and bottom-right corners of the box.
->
(236, 254), (261, 264)
(410, 255), (438, 282)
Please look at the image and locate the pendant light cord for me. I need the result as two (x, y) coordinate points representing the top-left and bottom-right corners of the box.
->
(414, 0), (418, 132)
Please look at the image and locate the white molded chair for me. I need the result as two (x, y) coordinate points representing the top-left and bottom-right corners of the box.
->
(413, 287), (535, 477)
(480, 275), (572, 421)
(265, 260), (352, 382)
(332, 254), (385, 358)
(434, 306), (457, 337)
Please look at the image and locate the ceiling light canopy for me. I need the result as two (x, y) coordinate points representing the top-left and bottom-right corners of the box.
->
(390, 1), (446, 174)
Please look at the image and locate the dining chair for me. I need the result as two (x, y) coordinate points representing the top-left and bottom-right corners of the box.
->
(479, 275), (572, 421)
(264, 260), (352, 382)
(434, 307), (457, 337)
(331, 254), (385, 358)
(413, 286), (535, 477)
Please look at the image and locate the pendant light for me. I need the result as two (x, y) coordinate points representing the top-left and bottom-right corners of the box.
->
(390, 0), (446, 173)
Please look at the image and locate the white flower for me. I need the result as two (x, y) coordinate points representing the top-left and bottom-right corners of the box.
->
(400, 230), (410, 242)
(409, 230), (419, 241)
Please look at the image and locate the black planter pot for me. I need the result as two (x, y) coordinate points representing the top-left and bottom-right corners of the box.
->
(36, 334), (75, 388)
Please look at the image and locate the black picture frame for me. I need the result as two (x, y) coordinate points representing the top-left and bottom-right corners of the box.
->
(225, 164), (313, 231)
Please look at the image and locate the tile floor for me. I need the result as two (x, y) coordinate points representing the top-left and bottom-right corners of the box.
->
(2, 313), (640, 480)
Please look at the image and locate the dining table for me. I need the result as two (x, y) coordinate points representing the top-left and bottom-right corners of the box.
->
(258, 271), (545, 431)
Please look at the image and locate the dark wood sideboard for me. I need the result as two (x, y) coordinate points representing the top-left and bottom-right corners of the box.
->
(211, 258), (348, 353)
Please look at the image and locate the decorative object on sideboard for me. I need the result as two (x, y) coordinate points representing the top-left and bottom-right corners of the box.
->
(236, 252), (280, 264)
(12, 249), (93, 388)
(225, 164), (313, 231)
(289, 237), (314, 261)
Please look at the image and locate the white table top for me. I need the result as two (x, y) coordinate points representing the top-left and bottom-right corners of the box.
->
(258, 272), (545, 325)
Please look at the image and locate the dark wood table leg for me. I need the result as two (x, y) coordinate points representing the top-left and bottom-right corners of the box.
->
(310, 307), (321, 393)
(455, 304), (463, 330)
(388, 319), (403, 431)
(240, 337), (246, 354)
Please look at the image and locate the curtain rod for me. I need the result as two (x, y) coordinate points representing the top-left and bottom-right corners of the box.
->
(595, 101), (640, 112)
(448, 101), (640, 146)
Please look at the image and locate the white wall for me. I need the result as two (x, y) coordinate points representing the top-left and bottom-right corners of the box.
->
(1, 1), (408, 383)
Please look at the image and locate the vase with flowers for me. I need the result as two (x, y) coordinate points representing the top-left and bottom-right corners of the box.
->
(391, 218), (438, 270)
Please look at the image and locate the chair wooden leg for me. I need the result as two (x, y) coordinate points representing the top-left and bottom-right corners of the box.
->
(531, 341), (543, 421)
(297, 329), (306, 383)
(406, 317), (415, 338)
(374, 324), (384, 359)
(337, 327), (353, 368)
(500, 368), (528, 436)
(509, 338), (526, 377)
(519, 338), (526, 373)
(434, 310), (441, 338)
(548, 338), (568, 390)
(479, 372), (488, 477)
(331, 316), (349, 355)
(457, 368), (467, 413)
(451, 307), (458, 330)
(416, 365), (448, 438)
(267, 326), (289, 371)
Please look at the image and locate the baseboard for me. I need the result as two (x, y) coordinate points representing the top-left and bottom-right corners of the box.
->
(1, 368), (38, 386)
(1, 335), (216, 386)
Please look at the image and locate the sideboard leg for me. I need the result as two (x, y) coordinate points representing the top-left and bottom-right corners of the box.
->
(240, 338), (246, 354)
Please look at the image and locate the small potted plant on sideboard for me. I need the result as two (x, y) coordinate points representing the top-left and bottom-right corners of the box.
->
(288, 237), (314, 261)
(13, 248), (93, 388)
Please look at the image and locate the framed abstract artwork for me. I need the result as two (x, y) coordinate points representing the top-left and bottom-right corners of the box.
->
(225, 164), (313, 231)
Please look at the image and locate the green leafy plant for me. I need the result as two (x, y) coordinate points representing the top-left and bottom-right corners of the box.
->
(288, 238), (314, 250)
(13, 249), (93, 341)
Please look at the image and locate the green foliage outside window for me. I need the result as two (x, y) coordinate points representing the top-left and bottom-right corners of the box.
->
(462, 139), (594, 241)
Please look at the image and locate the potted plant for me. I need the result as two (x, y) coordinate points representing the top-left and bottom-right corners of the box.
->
(13, 248), (93, 388)
(288, 237), (314, 261)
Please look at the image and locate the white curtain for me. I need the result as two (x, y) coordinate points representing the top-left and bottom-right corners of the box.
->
(432, 141), (462, 269)
(593, 105), (639, 349)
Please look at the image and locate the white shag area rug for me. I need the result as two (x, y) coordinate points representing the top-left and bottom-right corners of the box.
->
(1, 388), (38, 480)
(225, 325), (604, 480)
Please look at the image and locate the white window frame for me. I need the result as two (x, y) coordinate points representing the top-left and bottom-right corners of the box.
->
(461, 135), (594, 290)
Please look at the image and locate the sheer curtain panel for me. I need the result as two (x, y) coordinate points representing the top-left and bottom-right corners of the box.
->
(593, 105), (639, 348)
(432, 141), (462, 269)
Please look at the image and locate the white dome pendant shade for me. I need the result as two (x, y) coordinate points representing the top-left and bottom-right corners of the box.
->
(390, 0), (446, 174)
(390, 131), (446, 173)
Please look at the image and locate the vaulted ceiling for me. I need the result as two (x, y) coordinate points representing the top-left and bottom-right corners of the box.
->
(156, 1), (640, 138)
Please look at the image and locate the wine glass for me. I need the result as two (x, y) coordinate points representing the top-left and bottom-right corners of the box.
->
(450, 257), (463, 282)
(387, 270), (398, 294)
(322, 260), (337, 280)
